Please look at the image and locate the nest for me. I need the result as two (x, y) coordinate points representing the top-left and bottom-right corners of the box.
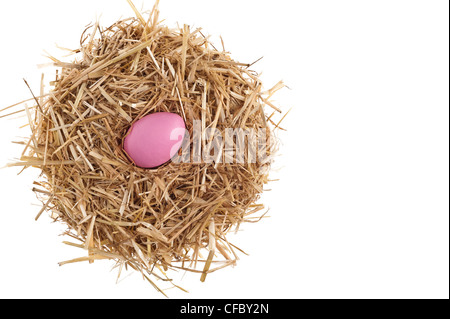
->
(2, 2), (285, 294)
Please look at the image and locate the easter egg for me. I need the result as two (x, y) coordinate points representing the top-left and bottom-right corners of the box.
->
(123, 112), (186, 168)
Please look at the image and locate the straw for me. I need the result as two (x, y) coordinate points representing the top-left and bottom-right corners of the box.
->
(0, 1), (285, 295)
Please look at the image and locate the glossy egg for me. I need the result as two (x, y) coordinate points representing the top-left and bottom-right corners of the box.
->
(123, 112), (186, 168)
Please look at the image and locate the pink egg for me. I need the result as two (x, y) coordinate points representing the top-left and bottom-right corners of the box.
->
(123, 112), (186, 168)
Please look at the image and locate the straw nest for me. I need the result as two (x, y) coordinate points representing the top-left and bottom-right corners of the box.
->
(2, 2), (286, 294)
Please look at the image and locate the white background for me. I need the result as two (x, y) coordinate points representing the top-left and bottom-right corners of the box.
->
(0, 0), (448, 299)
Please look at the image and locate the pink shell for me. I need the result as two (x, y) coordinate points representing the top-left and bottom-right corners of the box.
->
(123, 112), (186, 168)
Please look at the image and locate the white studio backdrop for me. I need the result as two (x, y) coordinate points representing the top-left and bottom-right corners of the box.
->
(0, 0), (448, 299)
